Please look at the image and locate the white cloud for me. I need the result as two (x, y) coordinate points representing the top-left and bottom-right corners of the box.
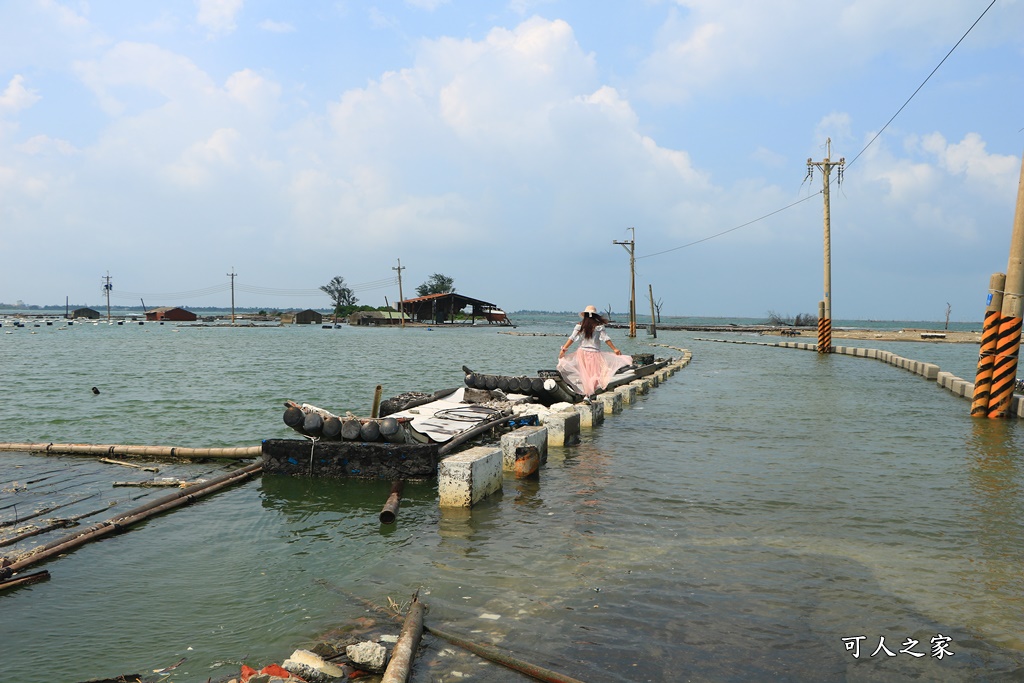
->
(15, 135), (77, 156)
(258, 19), (294, 33)
(166, 128), (242, 186)
(638, 0), (1024, 103)
(0, 75), (41, 114)
(196, 0), (243, 35)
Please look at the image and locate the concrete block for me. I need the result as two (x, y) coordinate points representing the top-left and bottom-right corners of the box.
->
(575, 400), (604, 428)
(936, 371), (953, 388)
(598, 390), (623, 414)
(541, 410), (580, 447)
(833, 345), (848, 354)
(951, 378), (965, 397)
(438, 446), (502, 508)
(630, 379), (649, 395)
(501, 425), (548, 470)
(615, 384), (637, 404)
(922, 363), (939, 380)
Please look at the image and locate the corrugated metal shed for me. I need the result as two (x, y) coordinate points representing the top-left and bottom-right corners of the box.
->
(145, 307), (198, 322)
(398, 293), (510, 325)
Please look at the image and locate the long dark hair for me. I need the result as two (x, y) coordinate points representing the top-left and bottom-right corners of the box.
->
(580, 311), (608, 339)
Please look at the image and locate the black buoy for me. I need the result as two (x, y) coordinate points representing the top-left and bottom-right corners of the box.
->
(91, 387), (100, 395)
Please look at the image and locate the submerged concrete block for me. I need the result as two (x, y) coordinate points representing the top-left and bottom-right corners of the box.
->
(630, 379), (649, 395)
(576, 400), (604, 428)
(541, 410), (580, 447)
(500, 425), (548, 470)
(598, 390), (623, 414)
(922, 363), (940, 380)
(438, 446), (502, 508)
(615, 384), (637, 404)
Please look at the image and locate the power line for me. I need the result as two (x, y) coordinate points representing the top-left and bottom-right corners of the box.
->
(638, 0), (997, 260)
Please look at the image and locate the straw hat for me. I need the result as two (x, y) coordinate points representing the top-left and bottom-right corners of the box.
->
(580, 305), (598, 318)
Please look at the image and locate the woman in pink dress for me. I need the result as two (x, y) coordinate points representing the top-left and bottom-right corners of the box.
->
(557, 305), (633, 398)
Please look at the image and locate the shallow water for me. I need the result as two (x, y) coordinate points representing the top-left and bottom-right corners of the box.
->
(1, 317), (1022, 682)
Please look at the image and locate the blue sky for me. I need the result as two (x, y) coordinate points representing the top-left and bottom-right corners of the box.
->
(1, 0), (1021, 320)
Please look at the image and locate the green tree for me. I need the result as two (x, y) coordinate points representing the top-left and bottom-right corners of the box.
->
(320, 276), (358, 321)
(416, 273), (456, 297)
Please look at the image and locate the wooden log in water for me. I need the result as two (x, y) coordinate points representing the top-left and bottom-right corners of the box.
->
(0, 443), (261, 460)
(379, 480), (404, 524)
(372, 385), (383, 418)
(381, 595), (425, 683)
(3, 463), (263, 576)
(0, 570), (50, 592)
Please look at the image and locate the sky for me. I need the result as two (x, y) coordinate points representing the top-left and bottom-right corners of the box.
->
(1, 0), (1022, 321)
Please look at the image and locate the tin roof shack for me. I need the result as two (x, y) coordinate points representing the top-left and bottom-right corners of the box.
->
(349, 310), (409, 326)
(281, 309), (323, 325)
(145, 307), (198, 322)
(72, 307), (100, 319)
(399, 293), (512, 325)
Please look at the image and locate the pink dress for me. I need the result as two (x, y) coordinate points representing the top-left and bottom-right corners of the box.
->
(556, 324), (633, 397)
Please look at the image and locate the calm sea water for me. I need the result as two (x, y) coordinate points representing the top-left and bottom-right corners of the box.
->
(1, 315), (1022, 682)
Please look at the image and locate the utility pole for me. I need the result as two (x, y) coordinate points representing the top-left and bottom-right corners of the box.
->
(393, 258), (406, 328)
(807, 138), (844, 354)
(648, 284), (657, 338)
(613, 228), (637, 337)
(227, 268), (237, 325)
(102, 272), (113, 322)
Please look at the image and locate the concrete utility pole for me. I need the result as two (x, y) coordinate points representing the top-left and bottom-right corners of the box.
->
(393, 259), (406, 328)
(807, 138), (844, 354)
(102, 272), (113, 322)
(227, 268), (237, 325)
(987, 153), (1024, 418)
(613, 228), (637, 337)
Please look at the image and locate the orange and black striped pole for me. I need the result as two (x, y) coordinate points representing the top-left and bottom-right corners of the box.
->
(817, 300), (831, 354)
(971, 272), (1006, 416)
(988, 154), (1024, 419)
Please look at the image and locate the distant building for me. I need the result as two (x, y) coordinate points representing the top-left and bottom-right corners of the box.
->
(281, 309), (323, 325)
(399, 293), (512, 325)
(72, 307), (100, 319)
(145, 307), (197, 322)
(349, 310), (410, 326)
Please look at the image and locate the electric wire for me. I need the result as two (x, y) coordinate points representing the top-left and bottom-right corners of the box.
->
(638, 0), (998, 260)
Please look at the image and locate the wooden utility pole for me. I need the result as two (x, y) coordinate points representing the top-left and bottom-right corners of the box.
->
(227, 268), (237, 325)
(393, 259), (406, 328)
(807, 138), (844, 354)
(648, 284), (657, 338)
(613, 228), (637, 337)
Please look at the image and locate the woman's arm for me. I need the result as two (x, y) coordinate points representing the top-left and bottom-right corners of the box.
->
(559, 338), (573, 358)
(605, 338), (621, 355)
